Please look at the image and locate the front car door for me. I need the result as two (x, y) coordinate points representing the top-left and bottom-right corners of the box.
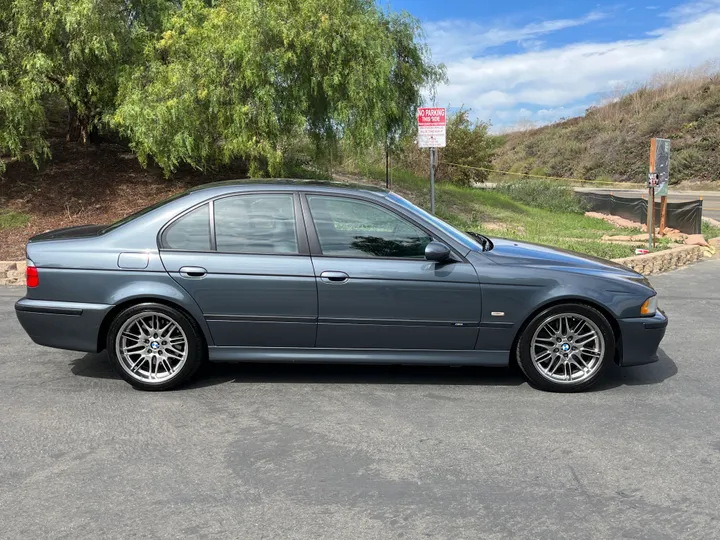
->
(159, 192), (317, 348)
(302, 193), (482, 350)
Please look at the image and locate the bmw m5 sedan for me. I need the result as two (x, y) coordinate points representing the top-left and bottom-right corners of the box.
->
(15, 180), (667, 392)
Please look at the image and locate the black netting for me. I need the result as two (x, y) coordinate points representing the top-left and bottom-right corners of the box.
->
(579, 193), (702, 234)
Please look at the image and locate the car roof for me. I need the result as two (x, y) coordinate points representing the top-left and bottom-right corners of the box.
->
(186, 178), (388, 195)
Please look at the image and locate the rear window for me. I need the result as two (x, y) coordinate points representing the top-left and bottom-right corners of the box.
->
(161, 203), (212, 251)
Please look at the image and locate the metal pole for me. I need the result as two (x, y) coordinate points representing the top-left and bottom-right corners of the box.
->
(659, 195), (667, 234)
(651, 188), (656, 248)
(385, 144), (389, 189)
(648, 186), (654, 250)
(430, 147), (436, 214)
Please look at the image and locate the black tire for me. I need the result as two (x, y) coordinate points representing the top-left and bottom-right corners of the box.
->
(516, 303), (615, 393)
(106, 302), (205, 391)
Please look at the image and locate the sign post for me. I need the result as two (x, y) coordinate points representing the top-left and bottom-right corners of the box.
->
(418, 107), (447, 214)
(648, 138), (671, 247)
(654, 138), (671, 234)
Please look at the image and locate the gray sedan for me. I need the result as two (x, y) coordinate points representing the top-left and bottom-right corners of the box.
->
(15, 180), (667, 392)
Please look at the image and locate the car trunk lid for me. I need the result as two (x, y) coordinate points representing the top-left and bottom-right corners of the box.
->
(28, 224), (107, 243)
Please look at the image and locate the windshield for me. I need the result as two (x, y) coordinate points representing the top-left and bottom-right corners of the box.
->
(101, 191), (190, 234)
(386, 192), (483, 252)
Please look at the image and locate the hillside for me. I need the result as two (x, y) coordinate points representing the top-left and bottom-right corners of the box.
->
(493, 69), (720, 185)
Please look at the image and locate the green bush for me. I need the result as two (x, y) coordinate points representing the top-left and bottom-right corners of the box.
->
(495, 180), (587, 213)
(529, 166), (548, 177)
(702, 220), (720, 240)
(0, 211), (30, 230)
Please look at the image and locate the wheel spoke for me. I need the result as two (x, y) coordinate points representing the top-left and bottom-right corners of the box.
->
(158, 321), (174, 338)
(545, 356), (560, 375)
(130, 356), (146, 373)
(138, 318), (154, 335)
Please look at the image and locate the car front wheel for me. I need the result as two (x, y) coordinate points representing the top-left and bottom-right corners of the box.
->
(516, 303), (615, 392)
(107, 303), (205, 391)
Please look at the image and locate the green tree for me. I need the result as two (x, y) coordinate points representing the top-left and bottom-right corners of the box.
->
(0, 0), (169, 172)
(437, 108), (497, 186)
(112, 0), (443, 176)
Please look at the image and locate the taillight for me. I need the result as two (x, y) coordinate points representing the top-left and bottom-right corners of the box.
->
(26, 260), (39, 288)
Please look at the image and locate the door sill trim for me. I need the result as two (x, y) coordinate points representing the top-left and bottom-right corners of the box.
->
(208, 347), (509, 367)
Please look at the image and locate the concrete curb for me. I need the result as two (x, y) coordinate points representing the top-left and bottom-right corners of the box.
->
(611, 244), (706, 276)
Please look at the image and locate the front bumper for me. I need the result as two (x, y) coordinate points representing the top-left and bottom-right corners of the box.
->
(616, 310), (668, 367)
(15, 298), (113, 353)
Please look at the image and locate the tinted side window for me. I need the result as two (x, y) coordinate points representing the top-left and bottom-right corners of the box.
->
(214, 194), (298, 254)
(162, 203), (211, 251)
(307, 196), (432, 258)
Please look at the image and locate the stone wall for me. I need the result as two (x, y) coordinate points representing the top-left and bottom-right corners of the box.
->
(0, 261), (27, 286)
(611, 245), (705, 275)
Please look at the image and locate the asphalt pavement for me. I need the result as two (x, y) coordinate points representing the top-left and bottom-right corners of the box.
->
(575, 187), (720, 221)
(1, 260), (720, 539)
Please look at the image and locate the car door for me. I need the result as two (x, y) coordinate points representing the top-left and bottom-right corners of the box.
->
(302, 193), (481, 350)
(159, 192), (317, 348)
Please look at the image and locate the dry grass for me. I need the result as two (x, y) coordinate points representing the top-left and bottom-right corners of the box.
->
(494, 63), (720, 185)
(593, 62), (720, 124)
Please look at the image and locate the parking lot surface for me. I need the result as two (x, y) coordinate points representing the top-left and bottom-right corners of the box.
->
(1, 260), (719, 539)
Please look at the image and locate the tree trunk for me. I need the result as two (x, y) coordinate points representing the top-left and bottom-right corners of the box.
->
(66, 105), (91, 144)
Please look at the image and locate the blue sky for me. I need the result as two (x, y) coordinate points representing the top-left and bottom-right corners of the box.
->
(386, 0), (720, 131)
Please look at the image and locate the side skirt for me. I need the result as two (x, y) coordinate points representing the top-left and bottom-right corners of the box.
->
(208, 347), (510, 367)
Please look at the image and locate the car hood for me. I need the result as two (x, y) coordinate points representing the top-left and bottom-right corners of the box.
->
(483, 237), (641, 276)
(29, 224), (106, 243)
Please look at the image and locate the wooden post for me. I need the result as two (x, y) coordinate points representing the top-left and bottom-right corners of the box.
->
(648, 138), (657, 250)
(659, 195), (668, 234)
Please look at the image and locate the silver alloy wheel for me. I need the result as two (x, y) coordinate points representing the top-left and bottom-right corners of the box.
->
(115, 311), (188, 384)
(530, 313), (605, 384)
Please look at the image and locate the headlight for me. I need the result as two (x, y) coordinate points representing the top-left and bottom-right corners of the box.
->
(641, 296), (658, 316)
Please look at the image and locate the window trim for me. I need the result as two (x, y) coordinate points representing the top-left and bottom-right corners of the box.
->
(157, 191), (310, 256)
(300, 192), (465, 262)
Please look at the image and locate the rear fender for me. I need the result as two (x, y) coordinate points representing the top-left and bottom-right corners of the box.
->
(103, 280), (215, 346)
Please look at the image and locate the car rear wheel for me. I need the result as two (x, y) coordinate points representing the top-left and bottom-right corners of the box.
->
(107, 303), (205, 391)
(516, 304), (615, 392)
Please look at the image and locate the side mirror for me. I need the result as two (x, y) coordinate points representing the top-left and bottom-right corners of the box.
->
(425, 241), (452, 263)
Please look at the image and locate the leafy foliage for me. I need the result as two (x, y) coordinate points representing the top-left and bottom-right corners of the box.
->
(436, 109), (497, 185)
(391, 107), (497, 186)
(1, 0), (442, 177)
(112, 0), (444, 176)
(0, 0), (170, 173)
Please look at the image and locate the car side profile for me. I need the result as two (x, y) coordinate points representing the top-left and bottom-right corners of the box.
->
(15, 180), (667, 392)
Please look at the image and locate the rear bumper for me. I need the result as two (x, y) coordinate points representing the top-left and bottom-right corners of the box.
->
(15, 298), (113, 353)
(616, 310), (668, 367)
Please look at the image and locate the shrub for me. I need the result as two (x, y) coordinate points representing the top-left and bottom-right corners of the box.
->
(495, 180), (587, 213)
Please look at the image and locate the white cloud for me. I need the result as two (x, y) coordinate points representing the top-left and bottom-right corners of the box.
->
(429, 6), (720, 131)
(665, 0), (720, 19)
(425, 11), (606, 63)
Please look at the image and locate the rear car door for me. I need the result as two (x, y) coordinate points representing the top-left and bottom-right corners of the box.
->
(302, 193), (481, 350)
(159, 192), (317, 348)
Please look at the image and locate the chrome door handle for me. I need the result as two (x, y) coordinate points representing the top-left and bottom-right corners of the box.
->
(179, 266), (207, 278)
(320, 271), (349, 283)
